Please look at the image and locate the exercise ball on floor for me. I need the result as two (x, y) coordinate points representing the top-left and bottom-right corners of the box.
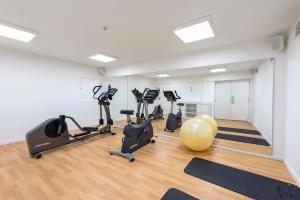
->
(194, 114), (218, 137)
(180, 118), (214, 151)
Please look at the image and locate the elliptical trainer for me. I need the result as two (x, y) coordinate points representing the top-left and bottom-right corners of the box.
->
(26, 85), (118, 159)
(109, 88), (160, 162)
(150, 104), (164, 120)
(163, 90), (184, 132)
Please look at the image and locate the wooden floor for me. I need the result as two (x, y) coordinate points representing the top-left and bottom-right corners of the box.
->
(136, 117), (273, 155)
(0, 125), (295, 200)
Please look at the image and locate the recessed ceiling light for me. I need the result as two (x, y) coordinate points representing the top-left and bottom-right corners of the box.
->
(156, 74), (170, 78)
(173, 16), (215, 44)
(89, 54), (116, 63)
(210, 68), (227, 73)
(0, 21), (37, 43)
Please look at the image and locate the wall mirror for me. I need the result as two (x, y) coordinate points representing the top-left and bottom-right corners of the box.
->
(125, 59), (275, 155)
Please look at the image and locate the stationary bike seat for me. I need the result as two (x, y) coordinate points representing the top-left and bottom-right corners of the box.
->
(120, 110), (134, 115)
(177, 103), (184, 106)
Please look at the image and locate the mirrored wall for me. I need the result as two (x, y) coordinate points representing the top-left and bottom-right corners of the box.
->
(124, 59), (274, 155)
(92, 59), (274, 155)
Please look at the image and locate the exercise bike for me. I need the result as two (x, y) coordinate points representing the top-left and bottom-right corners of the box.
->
(164, 90), (184, 132)
(109, 88), (160, 162)
(26, 85), (118, 159)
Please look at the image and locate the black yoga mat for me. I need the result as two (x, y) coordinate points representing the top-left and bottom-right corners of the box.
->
(216, 133), (270, 146)
(161, 188), (199, 200)
(218, 126), (261, 135)
(184, 157), (300, 200)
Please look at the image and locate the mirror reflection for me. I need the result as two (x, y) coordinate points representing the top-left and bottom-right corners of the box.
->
(119, 59), (274, 155)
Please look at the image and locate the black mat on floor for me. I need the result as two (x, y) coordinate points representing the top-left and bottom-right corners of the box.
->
(184, 157), (300, 200)
(218, 126), (261, 135)
(161, 188), (199, 200)
(216, 133), (270, 146)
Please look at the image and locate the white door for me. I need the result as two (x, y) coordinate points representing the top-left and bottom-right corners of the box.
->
(231, 80), (249, 121)
(214, 80), (250, 121)
(214, 82), (231, 119)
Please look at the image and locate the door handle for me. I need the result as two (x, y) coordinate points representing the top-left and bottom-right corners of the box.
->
(231, 96), (234, 104)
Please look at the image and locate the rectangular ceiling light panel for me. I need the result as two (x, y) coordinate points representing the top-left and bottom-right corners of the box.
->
(0, 22), (36, 42)
(156, 74), (170, 78)
(210, 68), (226, 73)
(173, 16), (215, 43)
(89, 54), (116, 63)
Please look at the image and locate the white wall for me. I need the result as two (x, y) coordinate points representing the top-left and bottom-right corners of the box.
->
(0, 46), (157, 144)
(285, 15), (300, 184)
(106, 38), (272, 77)
(0, 47), (103, 144)
(157, 70), (254, 118)
(253, 60), (274, 144)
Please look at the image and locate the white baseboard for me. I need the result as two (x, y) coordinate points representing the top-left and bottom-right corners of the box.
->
(284, 160), (300, 186)
(253, 124), (272, 145)
(0, 137), (25, 146)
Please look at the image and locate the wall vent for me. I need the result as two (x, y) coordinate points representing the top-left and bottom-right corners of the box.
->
(296, 21), (300, 37)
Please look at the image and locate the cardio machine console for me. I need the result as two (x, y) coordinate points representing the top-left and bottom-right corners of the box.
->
(144, 89), (159, 103)
(108, 88), (118, 96)
(163, 90), (181, 102)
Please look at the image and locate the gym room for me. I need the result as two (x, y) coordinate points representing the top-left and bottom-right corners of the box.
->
(0, 0), (299, 199)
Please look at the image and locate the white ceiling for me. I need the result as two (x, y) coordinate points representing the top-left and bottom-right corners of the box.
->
(0, 0), (299, 67)
(141, 59), (264, 78)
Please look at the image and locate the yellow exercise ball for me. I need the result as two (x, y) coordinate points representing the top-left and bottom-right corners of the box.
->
(194, 115), (218, 137)
(180, 118), (214, 151)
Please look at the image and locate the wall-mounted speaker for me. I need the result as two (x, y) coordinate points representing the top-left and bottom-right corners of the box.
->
(270, 36), (284, 52)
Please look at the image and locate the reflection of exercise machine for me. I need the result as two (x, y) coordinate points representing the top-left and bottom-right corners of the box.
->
(26, 85), (118, 159)
(164, 90), (184, 132)
(110, 89), (160, 162)
(131, 88), (148, 124)
(150, 104), (164, 120)
(132, 88), (163, 123)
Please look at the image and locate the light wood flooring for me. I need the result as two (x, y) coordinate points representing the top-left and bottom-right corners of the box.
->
(135, 117), (272, 155)
(0, 122), (292, 200)
(151, 119), (267, 152)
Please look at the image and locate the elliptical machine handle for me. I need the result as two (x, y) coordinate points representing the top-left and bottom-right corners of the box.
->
(93, 85), (102, 99)
(143, 88), (150, 96)
(174, 90), (181, 99)
(97, 93), (105, 102)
